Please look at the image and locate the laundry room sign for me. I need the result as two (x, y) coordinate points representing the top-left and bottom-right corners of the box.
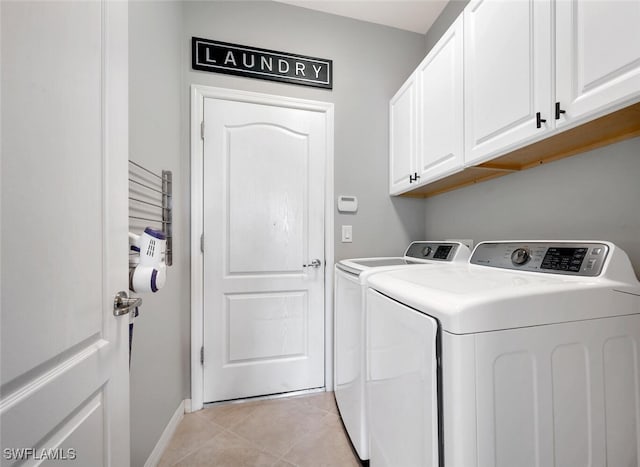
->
(192, 37), (332, 89)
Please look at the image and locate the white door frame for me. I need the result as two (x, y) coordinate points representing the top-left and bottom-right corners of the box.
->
(190, 85), (334, 411)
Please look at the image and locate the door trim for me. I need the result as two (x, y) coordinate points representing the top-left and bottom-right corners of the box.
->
(190, 85), (334, 411)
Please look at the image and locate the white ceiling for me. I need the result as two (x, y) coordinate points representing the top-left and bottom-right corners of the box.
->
(275, 1), (449, 35)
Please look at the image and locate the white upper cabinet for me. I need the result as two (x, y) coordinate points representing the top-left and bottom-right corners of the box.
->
(389, 0), (640, 196)
(389, 16), (464, 195)
(464, 0), (552, 166)
(416, 15), (464, 184)
(555, 0), (640, 128)
(389, 74), (418, 195)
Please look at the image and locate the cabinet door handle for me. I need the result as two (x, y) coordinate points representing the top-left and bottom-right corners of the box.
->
(409, 172), (420, 183)
(555, 102), (566, 120)
(536, 112), (547, 129)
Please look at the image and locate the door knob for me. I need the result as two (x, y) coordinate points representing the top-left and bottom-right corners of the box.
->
(113, 291), (142, 316)
(303, 259), (322, 268)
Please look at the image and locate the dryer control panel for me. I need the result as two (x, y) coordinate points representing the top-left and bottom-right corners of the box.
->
(404, 242), (460, 262)
(470, 242), (609, 276)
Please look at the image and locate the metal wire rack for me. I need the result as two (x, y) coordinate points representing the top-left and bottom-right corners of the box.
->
(128, 160), (173, 266)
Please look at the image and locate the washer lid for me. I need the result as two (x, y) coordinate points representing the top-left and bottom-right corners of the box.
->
(349, 258), (421, 268)
(337, 241), (471, 276)
(337, 257), (419, 275)
(367, 244), (640, 334)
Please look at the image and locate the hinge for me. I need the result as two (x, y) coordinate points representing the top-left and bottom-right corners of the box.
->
(200, 346), (204, 365)
(200, 121), (205, 140)
(200, 233), (204, 253)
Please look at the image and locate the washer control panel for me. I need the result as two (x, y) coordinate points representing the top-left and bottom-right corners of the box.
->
(470, 242), (609, 276)
(405, 242), (459, 262)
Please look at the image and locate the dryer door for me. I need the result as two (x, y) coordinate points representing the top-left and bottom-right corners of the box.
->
(366, 289), (439, 467)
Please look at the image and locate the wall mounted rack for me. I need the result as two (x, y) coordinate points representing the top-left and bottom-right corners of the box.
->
(128, 160), (173, 266)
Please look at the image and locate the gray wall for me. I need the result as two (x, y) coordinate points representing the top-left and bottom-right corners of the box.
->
(127, 2), (427, 465)
(425, 0), (469, 52)
(129, 3), (189, 466)
(424, 137), (640, 276)
(183, 1), (427, 261)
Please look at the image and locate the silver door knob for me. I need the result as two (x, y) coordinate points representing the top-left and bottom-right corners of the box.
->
(113, 291), (142, 316)
(303, 259), (322, 268)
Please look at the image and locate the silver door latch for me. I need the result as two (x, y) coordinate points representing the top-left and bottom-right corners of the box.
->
(303, 259), (322, 268)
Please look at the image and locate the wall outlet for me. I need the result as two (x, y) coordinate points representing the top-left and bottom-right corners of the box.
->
(342, 225), (353, 243)
(446, 238), (474, 251)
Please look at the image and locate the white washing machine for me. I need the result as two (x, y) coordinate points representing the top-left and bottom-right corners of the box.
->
(366, 241), (640, 467)
(334, 241), (471, 461)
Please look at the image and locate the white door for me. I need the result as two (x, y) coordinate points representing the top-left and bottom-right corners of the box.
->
(464, 0), (552, 165)
(389, 75), (418, 194)
(416, 14), (464, 184)
(202, 97), (327, 402)
(555, 0), (640, 128)
(1, 2), (129, 466)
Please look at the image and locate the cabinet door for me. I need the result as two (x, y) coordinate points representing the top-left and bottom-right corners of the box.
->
(464, 0), (552, 166)
(389, 74), (417, 195)
(556, 0), (640, 128)
(416, 15), (464, 184)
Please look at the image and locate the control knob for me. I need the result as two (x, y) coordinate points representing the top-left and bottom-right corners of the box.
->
(422, 246), (432, 257)
(511, 247), (531, 265)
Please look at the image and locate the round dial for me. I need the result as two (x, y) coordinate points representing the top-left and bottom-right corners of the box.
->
(511, 247), (531, 265)
(422, 246), (432, 257)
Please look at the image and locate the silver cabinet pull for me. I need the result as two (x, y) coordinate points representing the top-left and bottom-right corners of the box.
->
(303, 259), (322, 268)
(113, 291), (142, 316)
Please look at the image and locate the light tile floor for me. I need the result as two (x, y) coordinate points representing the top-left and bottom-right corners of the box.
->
(158, 391), (361, 467)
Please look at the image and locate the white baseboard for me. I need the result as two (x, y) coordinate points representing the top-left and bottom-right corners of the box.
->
(144, 399), (186, 467)
(184, 398), (192, 413)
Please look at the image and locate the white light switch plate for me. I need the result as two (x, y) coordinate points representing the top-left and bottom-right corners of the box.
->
(342, 225), (353, 243)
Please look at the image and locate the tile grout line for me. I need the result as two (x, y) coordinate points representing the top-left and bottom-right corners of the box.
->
(165, 413), (227, 466)
(274, 405), (336, 466)
(160, 393), (344, 467)
(224, 425), (284, 461)
(194, 405), (272, 461)
(225, 397), (325, 459)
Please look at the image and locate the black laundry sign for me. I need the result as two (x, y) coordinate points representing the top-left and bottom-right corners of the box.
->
(192, 37), (332, 90)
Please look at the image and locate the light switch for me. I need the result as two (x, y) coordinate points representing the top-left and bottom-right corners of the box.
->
(342, 225), (353, 243)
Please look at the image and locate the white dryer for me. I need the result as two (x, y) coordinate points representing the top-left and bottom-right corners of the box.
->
(334, 241), (470, 461)
(366, 241), (640, 467)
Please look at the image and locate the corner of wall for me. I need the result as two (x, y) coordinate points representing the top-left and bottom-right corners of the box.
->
(143, 400), (186, 467)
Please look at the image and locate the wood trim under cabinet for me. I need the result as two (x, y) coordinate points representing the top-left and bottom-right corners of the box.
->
(401, 101), (640, 198)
